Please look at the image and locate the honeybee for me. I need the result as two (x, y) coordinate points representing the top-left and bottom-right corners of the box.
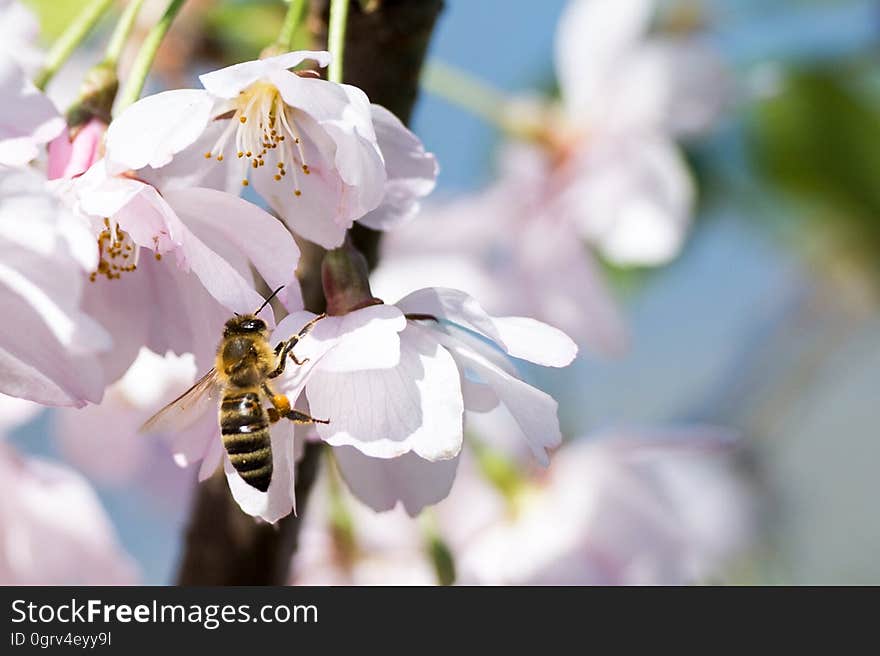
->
(141, 287), (327, 491)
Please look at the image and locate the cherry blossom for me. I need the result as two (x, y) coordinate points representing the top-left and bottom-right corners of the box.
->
(104, 51), (437, 248)
(0, 167), (111, 406)
(0, 54), (65, 168)
(56, 149), (303, 382)
(0, 400), (138, 585)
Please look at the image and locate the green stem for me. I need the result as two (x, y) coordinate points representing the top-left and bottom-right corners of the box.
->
(277, 0), (308, 51)
(421, 59), (511, 128)
(103, 0), (147, 67)
(34, 0), (115, 90)
(327, 0), (350, 83)
(116, 0), (187, 112)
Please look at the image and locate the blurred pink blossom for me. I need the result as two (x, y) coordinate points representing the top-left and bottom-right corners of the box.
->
(0, 55), (64, 168)
(0, 402), (138, 585)
(502, 0), (727, 267)
(54, 347), (200, 502)
(0, 0), (42, 74)
(289, 428), (753, 586)
(442, 429), (754, 585)
(104, 51), (437, 248)
(290, 469), (434, 586)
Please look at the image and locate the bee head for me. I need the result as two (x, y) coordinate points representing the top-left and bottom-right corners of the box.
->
(224, 314), (267, 337)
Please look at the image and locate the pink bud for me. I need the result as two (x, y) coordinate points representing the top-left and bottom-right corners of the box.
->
(47, 118), (106, 180)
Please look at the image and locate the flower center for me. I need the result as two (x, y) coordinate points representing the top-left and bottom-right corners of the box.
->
(205, 81), (310, 197)
(90, 218), (141, 282)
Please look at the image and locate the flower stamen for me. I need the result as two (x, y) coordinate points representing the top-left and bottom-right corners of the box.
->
(206, 81), (311, 199)
(90, 218), (139, 282)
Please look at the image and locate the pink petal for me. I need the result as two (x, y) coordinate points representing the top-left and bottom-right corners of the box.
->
(163, 187), (303, 311)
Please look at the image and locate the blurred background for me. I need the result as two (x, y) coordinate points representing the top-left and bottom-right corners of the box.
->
(7, 0), (880, 584)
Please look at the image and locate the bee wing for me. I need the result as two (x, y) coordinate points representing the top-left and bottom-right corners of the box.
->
(139, 368), (222, 434)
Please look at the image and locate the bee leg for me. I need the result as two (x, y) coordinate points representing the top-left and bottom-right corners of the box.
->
(268, 339), (296, 378)
(262, 383), (289, 424)
(285, 312), (327, 365)
(284, 409), (330, 425)
(268, 313), (326, 378)
(261, 383), (329, 425)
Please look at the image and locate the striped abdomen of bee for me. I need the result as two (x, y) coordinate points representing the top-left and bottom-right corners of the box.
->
(219, 389), (272, 491)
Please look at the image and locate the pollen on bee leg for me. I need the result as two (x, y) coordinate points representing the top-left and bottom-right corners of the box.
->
(242, 179), (249, 186)
(294, 189), (302, 197)
(272, 394), (291, 416)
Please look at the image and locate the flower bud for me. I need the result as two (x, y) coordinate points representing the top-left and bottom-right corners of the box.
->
(321, 239), (382, 316)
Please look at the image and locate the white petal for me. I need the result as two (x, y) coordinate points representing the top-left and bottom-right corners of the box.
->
(490, 316), (578, 367)
(104, 89), (214, 172)
(163, 187), (303, 311)
(437, 333), (561, 466)
(308, 325), (463, 461)
(199, 51), (330, 98)
(358, 104), (438, 230)
(225, 421), (297, 522)
(334, 447), (459, 516)
(395, 287), (504, 347)
(278, 305), (406, 375)
(252, 110), (353, 249)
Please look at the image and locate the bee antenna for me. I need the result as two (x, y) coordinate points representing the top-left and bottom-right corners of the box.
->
(255, 285), (285, 316)
(233, 312), (241, 317)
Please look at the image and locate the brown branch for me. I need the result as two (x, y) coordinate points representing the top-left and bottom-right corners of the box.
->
(175, 0), (443, 585)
